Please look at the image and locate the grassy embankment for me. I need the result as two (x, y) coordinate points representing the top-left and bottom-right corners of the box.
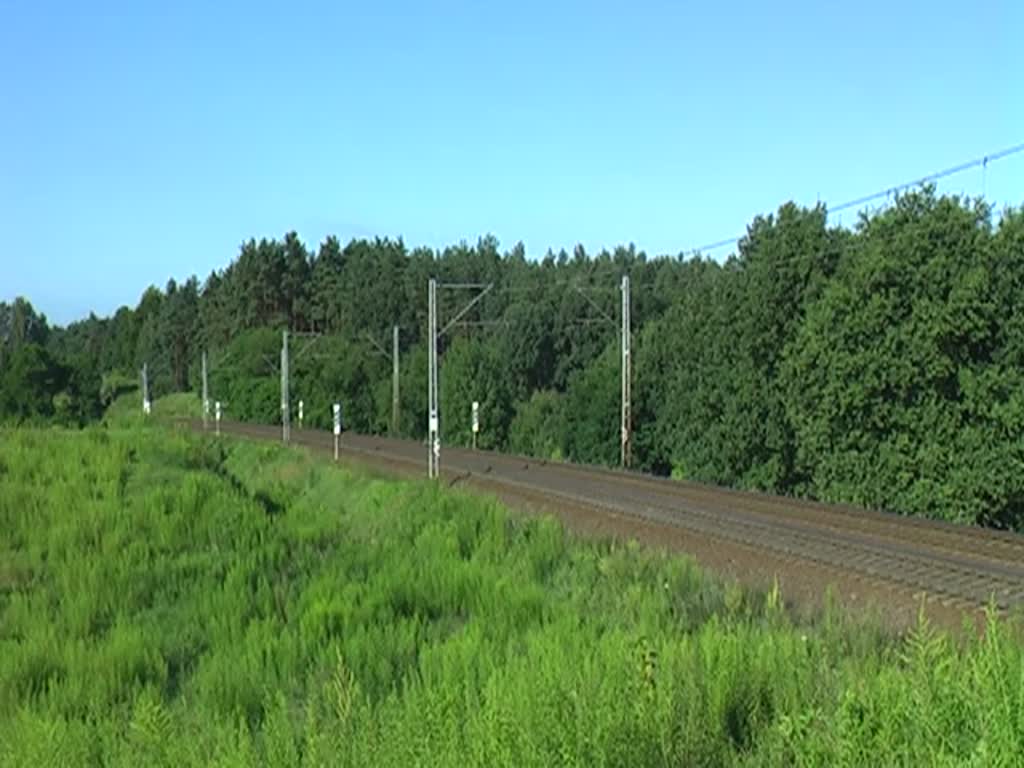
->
(0, 405), (1022, 766)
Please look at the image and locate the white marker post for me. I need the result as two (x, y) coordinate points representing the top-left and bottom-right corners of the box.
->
(471, 400), (479, 450)
(430, 412), (440, 474)
(215, 401), (222, 436)
(298, 400), (304, 430)
(141, 363), (150, 416)
(333, 403), (341, 461)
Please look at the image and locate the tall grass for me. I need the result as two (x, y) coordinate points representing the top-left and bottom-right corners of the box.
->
(0, 425), (1021, 766)
(101, 391), (200, 428)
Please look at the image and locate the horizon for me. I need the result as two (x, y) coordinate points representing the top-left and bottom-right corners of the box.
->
(7, 177), (1024, 330)
(3, 1), (1021, 325)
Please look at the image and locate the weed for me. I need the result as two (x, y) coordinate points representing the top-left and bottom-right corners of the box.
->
(0, 426), (1021, 766)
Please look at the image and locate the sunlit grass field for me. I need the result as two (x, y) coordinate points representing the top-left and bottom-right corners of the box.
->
(0, 416), (1021, 766)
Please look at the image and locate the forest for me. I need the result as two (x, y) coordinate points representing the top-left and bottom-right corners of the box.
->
(2, 187), (1022, 529)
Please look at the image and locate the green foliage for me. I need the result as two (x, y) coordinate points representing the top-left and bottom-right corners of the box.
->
(440, 336), (515, 450)
(103, 391), (200, 428)
(508, 390), (565, 460)
(100, 371), (138, 408)
(0, 344), (70, 424)
(782, 193), (1024, 525)
(6, 188), (1024, 529)
(636, 204), (839, 490)
(292, 335), (388, 434)
(563, 341), (620, 465)
(1, 425), (1022, 765)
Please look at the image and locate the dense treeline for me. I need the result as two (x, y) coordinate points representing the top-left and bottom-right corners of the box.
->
(2, 188), (1022, 528)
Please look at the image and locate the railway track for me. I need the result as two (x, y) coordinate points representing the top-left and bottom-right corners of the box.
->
(199, 419), (1024, 614)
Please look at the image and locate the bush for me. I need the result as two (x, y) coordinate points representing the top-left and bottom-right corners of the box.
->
(1, 425), (1021, 766)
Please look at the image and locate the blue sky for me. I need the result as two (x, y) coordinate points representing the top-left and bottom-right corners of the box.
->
(1, 0), (1021, 325)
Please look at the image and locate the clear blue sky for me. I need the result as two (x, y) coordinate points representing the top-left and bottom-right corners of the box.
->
(2, 0), (1021, 325)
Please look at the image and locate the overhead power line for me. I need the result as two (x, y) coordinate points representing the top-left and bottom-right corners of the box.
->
(686, 142), (1024, 256)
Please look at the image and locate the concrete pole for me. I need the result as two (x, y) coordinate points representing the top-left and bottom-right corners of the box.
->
(392, 324), (400, 437)
(281, 329), (290, 443)
(201, 350), (209, 430)
(428, 278), (439, 478)
(621, 275), (631, 468)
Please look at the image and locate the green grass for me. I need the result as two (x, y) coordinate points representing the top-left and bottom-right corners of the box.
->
(102, 391), (200, 427)
(0, 423), (1022, 766)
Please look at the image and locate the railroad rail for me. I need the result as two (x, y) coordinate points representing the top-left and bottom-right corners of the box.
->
(196, 419), (1024, 615)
